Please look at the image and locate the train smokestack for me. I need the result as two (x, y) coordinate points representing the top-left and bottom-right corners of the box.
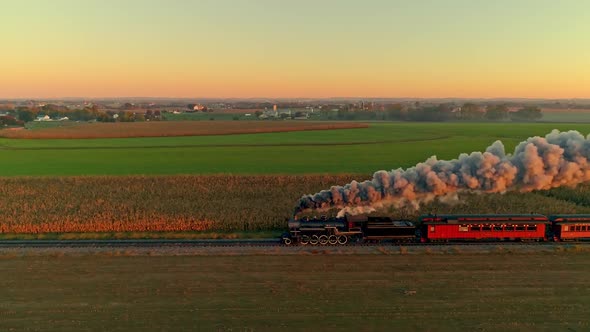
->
(294, 130), (590, 216)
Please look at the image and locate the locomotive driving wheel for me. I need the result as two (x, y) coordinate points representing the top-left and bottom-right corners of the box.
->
(337, 235), (348, 245)
(300, 235), (310, 245)
(328, 235), (338, 245)
(309, 235), (319, 245)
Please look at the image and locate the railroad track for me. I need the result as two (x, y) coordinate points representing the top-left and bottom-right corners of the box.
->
(0, 239), (589, 248)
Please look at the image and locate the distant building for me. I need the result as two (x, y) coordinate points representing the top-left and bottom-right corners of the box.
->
(35, 115), (51, 121)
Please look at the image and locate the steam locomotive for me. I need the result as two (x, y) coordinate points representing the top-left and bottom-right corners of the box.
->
(282, 214), (590, 245)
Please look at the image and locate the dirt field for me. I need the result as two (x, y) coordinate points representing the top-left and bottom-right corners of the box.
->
(0, 252), (588, 331)
(0, 121), (367, 139)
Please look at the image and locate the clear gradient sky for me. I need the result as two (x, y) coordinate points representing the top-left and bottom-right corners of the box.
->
(1, 0), (589, 99)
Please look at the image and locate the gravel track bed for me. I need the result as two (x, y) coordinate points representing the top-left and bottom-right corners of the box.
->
(0, 242), (587, 257)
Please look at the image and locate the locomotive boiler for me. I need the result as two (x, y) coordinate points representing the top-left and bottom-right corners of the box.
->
(283, 215), (417, 245)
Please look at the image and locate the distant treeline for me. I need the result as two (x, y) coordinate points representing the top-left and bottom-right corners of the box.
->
(320, 103), (543, 122)
(1, 103), (543, 125)
(5, 106), (162, 124)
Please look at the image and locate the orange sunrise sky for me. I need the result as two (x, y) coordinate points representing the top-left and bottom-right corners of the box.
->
(1, 0), (589, 99)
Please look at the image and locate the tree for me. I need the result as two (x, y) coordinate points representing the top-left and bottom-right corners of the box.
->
(460, 103), (483, 120)
(96, 112), (114, 122)
(485, 105), (509, 120)
(406, 104), (453, 122)
(510, 106), (542, 121)
(118, 111), (135, 122)
(384, 104), (405, 120)
(48, 110), (60, 119)
(435, 104), (454, 121)
(17, 109), (35, 122)
(255, 110), (262, 118)
(336, 109), (355, 120)
(0, 115), (20, 126)
(70, 108), (94, 121)
(145, 110), (153, 121)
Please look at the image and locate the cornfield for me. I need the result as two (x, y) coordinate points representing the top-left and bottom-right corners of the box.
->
(0, 175), (360, 233)
(0, 175), (589, 234)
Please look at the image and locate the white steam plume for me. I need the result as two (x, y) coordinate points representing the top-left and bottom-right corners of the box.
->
(295, 130), (590, 215)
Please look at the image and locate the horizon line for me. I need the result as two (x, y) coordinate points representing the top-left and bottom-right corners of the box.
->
(2, 96), (590, 101)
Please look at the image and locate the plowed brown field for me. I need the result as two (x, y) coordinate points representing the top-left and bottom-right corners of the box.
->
(0, 121), (367, 139)
(1, 254), (589, 330)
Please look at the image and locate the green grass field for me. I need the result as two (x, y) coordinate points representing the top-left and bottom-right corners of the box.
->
(2, 122), (590, 176)
(0, 252), (588, 331)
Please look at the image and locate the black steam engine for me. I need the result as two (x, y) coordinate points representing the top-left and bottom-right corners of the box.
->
(283, 215), (417, 245)
(283, 213), (590, 245)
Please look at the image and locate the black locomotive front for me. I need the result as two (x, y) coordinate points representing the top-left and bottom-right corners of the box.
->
(284, 216), (359, 245)
(283, 215), (417, 245)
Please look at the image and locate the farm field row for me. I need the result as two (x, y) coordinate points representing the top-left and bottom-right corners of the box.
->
(1, 122), (590, 176)
(1, 253), (588, 331)
(0, 175), (588, 234)
(1, 121), (368, 139)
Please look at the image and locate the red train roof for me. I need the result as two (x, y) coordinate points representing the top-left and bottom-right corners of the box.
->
(550, 214), (590, 223)
(420, 214), (548, 224)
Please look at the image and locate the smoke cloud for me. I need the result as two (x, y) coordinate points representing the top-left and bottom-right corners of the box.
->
(295, 130), (590, 216)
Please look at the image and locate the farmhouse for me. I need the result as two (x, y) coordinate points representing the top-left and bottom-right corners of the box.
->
(35, 115), (51, 121)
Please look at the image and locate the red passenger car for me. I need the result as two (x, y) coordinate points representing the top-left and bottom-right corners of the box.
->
(550, 215), (590, 241)
(420, 214), (549, 242)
